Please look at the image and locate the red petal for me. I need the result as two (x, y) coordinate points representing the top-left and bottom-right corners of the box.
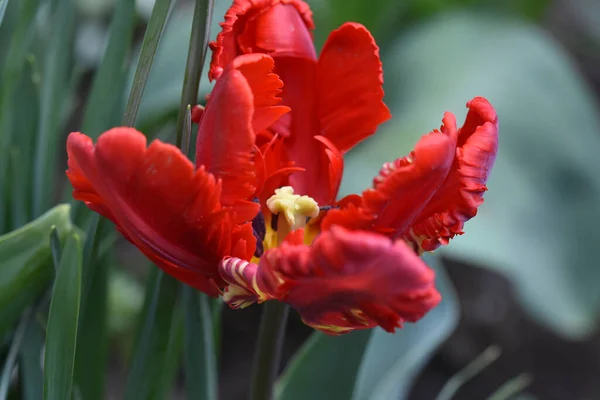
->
(66, 128), (256, 296)
(196, 54), (289, 206)
(209, 0), (315, 81)
(239, 2), (316, 59)
(256, 226), (440, 334)
(407, 97), (499, 251)
(234, 54), (291, 133)
(256, 135), (303, 205)
(219, 257), (263, 309)
(270, 56), (337, 204)
(362, 114), (457, 236)
(320, 195), (375, 232)
(316, 23), (391, 154)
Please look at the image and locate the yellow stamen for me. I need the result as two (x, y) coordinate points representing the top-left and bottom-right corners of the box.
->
(266, 186), (319, 244)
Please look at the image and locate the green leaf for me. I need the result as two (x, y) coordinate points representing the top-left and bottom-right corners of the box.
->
(74, 216), (108, 400)
(124, 270), (181, 400)
(175, 0), (214, 147)
(44, 231), (83, 400)
(351, 257), (458, 400)
(32, 0), (75, 217)
(18, 318), (45, 400)
(0, 309), (32, 400)
(81, 0), (135, 137)
(8, 149), (28, 230)
(131, 0), (229, 131)
(49, 227), (61, 270)
(276, 330), (371, 400)
(183, 286), (217, 400)
(0, 204), (73, 337)
(0, 0), (8, 29)
(122, 0), (173, 127)
(0, 0), (40, 233)
(341, 11), (600, 339)
(155, 305), (184, 399)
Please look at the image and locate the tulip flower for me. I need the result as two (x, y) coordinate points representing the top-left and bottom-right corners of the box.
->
(66, 0), (498, 335)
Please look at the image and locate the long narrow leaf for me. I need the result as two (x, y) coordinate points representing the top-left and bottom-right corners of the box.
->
(183, 286), (217, 400)
(49, 227), (61, 270)
(75, 214), (108, 400)
(156, 304), (184, 399)
(124, 270), (180, 400)
(122, 0), (173, 126)
(0, 0), (8, 29)
(74, 213), (108, 400)
(19, 318), (45, 400)
(43, 232), (83, 400)
(0, 309), (32, 400)
(81, 0), (135, 137)
(69, 0), (136, 222)
(32, 0), (75, 217)
(175, 0), (214, 146)
(0, 0), (40, 233)
(74, 257), (108, 400)
(8, 149), (27, 230)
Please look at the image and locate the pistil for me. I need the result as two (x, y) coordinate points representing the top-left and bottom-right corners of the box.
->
(266, 186), (319, 245)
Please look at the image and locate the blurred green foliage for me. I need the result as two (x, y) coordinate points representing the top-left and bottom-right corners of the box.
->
(0, 0), (599, 397)
(0, 205), (74, 337)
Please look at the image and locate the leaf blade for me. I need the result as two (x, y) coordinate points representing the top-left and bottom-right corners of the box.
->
(43, 231), (83, 400)
(124, 270), (180, 400)
(352, 256), (458, 400)
(183, 286), (217, 400)
(0, 204), (73, 337)
(122, 0), (174, 126)
(32, 0), (75, 217)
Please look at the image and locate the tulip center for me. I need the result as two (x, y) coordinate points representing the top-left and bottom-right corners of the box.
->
(266, 186), (320, 245)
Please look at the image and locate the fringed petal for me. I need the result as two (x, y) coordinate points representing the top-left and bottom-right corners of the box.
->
(66, 128), (256, 296)
(317, 23), (391, 153)
(209, 0), (315, 81)
(406, 97), (499, 251)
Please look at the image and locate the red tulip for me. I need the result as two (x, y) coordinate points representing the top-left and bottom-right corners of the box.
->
(66, 0), (499, 334)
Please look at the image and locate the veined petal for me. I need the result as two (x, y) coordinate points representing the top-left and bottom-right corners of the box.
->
(196, 54), (289, 206)
(362, 114), (457, 235)
(257, 226), (440, 334)
(209, 0), (315, 81)
(66, 128), (256, 296)
(317, 22), (391, 153)
(219, 257), (264, 308)
(406, 97), (499, 252)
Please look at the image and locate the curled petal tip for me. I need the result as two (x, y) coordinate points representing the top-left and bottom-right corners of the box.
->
(250, 226), (440, 334)
(406, 98), (499, 252)
(209, 0), (315, 79)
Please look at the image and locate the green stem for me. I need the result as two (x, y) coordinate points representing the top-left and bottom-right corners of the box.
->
(436, 345), (501, 400)
(122, 0), (173, 127)
(250, 302), (290, 400)
(175, 0), (215, 148)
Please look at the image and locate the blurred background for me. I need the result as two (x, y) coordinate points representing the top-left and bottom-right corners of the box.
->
(2, 0), (600, 398)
